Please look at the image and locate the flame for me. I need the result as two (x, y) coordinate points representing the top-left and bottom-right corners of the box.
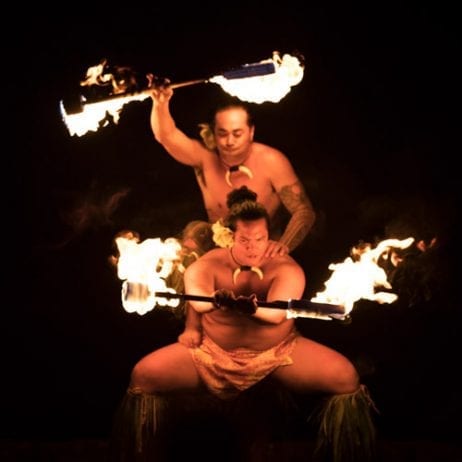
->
(60, 93), (148, 137)
(209, 51), (304, 103)
(60, 52), (304, 136)
(311, 237), (415, 313)
(115, 233), (183, 315)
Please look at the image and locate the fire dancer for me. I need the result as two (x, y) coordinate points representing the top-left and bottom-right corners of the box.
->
(149, 84), (316, 346)
(149, 85), (315, 256)
(111, 187), (376, 462)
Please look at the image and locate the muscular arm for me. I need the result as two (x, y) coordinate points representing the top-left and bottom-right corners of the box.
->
(278, 181), (316, 252)
(253, 260), (306, 324)
(150, 87), (208, 166)
(184, 259), (217, 314)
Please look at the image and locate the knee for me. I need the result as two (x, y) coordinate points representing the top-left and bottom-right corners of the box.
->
(129, 361), (159, 394)
(332, 361), (360, 394)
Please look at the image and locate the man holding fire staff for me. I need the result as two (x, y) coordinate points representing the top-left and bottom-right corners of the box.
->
(110, 187), (376, 462)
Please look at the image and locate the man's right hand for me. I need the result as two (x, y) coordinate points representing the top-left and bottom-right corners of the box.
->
(147, 74), (173, 103)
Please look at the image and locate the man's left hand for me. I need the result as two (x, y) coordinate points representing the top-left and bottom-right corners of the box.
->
(264, 240), (289, 258)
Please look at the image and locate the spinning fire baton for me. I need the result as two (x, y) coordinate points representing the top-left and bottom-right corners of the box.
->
(62, 61), (276, 115)
(60, 52), (304, 136)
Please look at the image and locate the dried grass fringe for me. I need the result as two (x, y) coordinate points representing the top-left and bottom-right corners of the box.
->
(109, 387), (170, 462)
(311, 384), (378, 462)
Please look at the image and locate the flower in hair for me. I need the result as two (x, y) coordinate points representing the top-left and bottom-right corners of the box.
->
(212, 220), (234, 248)
(198, 123), (216, 150)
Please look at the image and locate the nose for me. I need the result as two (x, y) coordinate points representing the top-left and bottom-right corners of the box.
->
(245, 242), (256, 251)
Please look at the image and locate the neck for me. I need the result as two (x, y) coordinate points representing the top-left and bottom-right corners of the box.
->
(229, 247), (244, 267)
(229, 248), (264, 283)
(219, 148), (251, 169)
(230, 248), (261, 269)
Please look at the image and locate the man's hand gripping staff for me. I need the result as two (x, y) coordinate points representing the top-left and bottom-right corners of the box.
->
(213, 289), (258, 315)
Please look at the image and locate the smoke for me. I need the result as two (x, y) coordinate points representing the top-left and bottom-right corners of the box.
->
(58, 182), (130, 247)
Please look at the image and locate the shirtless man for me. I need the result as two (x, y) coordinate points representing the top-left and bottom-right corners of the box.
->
(150, 85), (315, 255)
(114, 187), (374, 461)
(150, 85), (316, 346)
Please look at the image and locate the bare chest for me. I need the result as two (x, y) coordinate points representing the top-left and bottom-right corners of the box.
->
(195, 161), (280, 221)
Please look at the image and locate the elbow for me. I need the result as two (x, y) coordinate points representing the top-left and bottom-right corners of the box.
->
(153, 130), (166, 144)
(303, 206), (316, 227)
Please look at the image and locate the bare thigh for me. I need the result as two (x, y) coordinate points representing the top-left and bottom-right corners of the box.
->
(271, 336), (359, 394)
(130, 342), (204, 393)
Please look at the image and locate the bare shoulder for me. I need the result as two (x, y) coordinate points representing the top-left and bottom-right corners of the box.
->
(251, 142), (297, 178)
(252, 141), (288, 161)
(185, 248), (226, 273)
(264, 254), (304, 275)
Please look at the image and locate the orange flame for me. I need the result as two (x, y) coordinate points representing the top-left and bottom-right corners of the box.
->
(115, 233), (183, 315)
(311, 237), (415, 313)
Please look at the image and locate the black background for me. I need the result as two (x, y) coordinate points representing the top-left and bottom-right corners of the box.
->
(5, 4), (460, 445)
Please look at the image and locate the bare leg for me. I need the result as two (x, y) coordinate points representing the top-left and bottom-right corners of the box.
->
(130, 342), (204, 393)
(272, 337), (376, 462)
(271, 336), (359, 394)
(110, 342), (205, 461)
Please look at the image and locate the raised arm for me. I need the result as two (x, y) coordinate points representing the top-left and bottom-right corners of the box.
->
(150, 86), (209, 166)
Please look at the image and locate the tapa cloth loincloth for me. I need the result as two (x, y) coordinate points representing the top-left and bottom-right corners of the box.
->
(190, 329), (299, 399)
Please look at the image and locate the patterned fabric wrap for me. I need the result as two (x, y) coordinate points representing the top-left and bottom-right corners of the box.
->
(190, 329), (299, 399)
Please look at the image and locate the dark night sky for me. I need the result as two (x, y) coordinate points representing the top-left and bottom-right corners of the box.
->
(5, 4), (460, 444)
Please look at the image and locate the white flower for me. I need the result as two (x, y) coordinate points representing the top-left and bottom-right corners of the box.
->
(211, 220), (234, 248)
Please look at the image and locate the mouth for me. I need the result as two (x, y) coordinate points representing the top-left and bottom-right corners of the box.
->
(246, 254), (259, 261)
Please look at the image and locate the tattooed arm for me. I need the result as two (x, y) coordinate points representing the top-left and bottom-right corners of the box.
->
(278, 181), (316, 252)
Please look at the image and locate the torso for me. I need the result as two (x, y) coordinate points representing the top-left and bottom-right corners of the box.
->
(198, 248), (295, 350)
(196, 142), (282, 223)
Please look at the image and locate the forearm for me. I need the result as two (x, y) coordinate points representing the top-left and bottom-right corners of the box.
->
(279, 206), (316, 252)
(277, 181), (316, 252)
(253, 307), (288, 324)
(150, 102), (177, 143)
